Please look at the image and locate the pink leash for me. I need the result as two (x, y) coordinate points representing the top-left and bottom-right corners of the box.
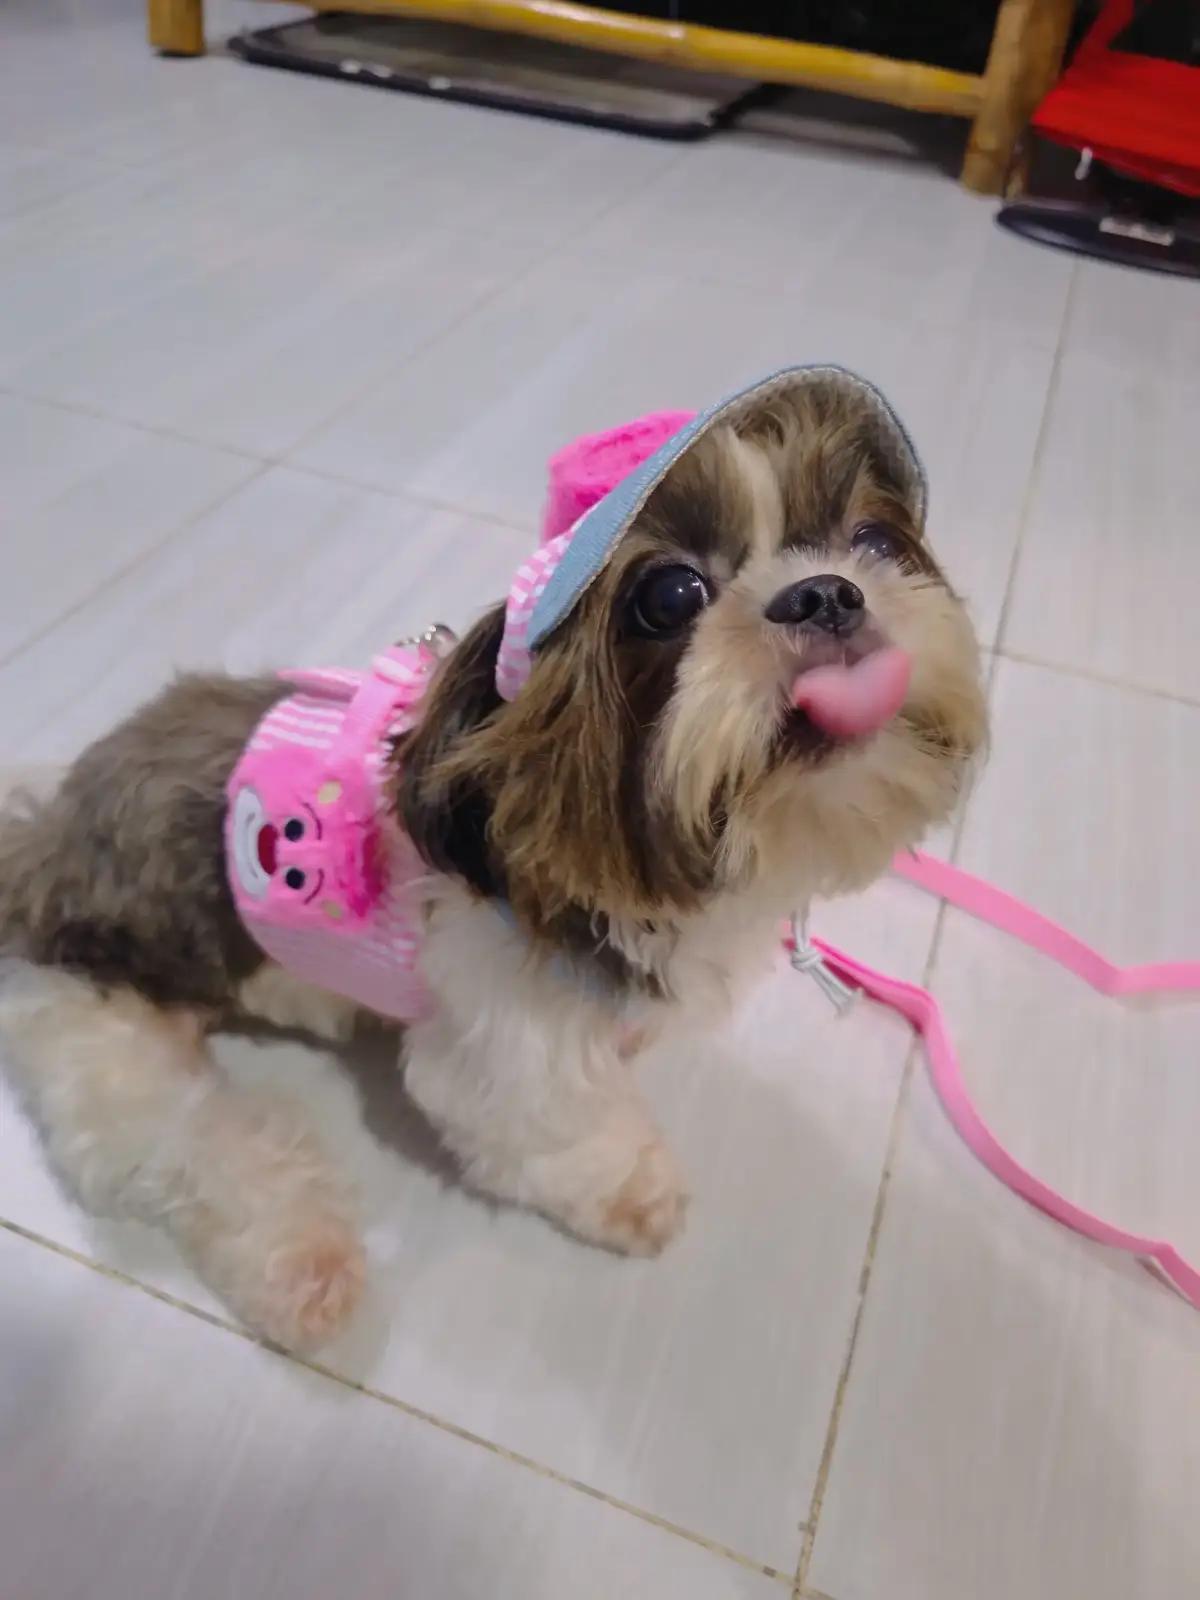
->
(792, 851), (1200, 1311)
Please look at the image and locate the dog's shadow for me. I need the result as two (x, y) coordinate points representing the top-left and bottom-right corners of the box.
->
(230, 1015), (461, 1189)
(84, 1016), (466, 1362)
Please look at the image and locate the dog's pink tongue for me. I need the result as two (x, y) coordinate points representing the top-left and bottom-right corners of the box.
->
(791, 647), (912, 738)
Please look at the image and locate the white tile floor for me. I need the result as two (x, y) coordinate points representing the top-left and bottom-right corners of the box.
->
(2, 2), (1200, 1597)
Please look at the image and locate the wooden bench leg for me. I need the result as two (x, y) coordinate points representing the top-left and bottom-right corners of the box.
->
(148, 0), (205, 55)
(960, 0), (1075, 195)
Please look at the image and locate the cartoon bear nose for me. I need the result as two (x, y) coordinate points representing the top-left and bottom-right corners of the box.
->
(256, 824), (278, 875)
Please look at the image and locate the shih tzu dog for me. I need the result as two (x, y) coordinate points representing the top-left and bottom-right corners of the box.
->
(0, 367), (986, 1351)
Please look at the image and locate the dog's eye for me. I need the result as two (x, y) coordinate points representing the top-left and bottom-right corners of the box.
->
(629, 564), (711, 638)
(850, 522), (905, 564)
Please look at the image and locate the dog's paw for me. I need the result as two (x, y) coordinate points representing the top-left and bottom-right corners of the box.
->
(258, 1221), (367, 1350)
(209, 1213), (367, 1352)
(597, 1139), (689, 1256)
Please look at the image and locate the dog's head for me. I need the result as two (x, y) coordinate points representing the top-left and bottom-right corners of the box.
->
(394, 369), (987, 942)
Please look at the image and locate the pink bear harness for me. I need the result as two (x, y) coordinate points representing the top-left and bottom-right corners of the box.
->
(225, 641), (444, 1024)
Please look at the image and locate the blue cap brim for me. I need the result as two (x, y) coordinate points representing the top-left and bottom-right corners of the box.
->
(528, 364), (927, 653)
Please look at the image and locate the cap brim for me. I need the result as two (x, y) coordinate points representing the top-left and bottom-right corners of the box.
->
(528, 364), (927, 653)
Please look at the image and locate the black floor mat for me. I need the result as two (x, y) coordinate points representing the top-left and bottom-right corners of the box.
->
(229, 14), (764, 139)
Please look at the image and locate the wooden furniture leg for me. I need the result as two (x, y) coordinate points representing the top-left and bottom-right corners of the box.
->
(148, 0), (206, 55)
(961, 0), (1075, 194)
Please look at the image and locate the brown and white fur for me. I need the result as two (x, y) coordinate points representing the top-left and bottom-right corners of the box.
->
(0, 383), (987, 1350)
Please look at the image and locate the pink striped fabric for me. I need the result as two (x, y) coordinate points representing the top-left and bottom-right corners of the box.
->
(226, 647), (439, 1023)
(494, 530), (571, 702)
(495, 409), (696, 699)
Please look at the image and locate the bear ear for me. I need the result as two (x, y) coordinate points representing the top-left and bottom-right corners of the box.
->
(389, 604), (506, 902)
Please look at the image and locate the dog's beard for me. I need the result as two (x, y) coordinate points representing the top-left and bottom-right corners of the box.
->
(646, 547), (984, 910)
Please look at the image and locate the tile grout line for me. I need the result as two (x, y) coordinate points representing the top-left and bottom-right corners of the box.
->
(988, 263), (1078, 661)
(0, 1214), (793, 1588)
(274, 140), (697, 468)
(994, 644), (1200, 711)
(0, 460), (272, 679)
(789, 268), (1081, 1598)
(788, 935), (943, 1596)
(282, 459), (535, 536)
(2, 129), (690, 505)
(790, 838), (974, 1596)
(0, 383), (540, 541)
(0, 382), (270, 464)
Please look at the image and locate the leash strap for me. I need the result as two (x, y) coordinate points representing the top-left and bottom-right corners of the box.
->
(792, 850), (1200, 1311)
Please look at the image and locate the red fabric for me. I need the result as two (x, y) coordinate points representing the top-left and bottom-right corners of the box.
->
(1032, 0), (1200, 197)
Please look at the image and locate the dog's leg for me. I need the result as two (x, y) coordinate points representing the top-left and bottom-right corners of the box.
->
(236, 961), (362, 1043)
(405, 899), (687, 1256)
(0, 962), (364, 1350)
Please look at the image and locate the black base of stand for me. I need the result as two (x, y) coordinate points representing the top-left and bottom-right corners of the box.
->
(997, 157), (1200, 279)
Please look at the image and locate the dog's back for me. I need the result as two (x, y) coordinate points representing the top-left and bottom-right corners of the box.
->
(0, 673), (284, 1009)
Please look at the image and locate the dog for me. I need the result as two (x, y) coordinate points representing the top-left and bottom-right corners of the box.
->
(0, 368), (987, 1351)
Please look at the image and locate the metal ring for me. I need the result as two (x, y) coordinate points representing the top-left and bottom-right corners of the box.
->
(398, 623), (457, 657)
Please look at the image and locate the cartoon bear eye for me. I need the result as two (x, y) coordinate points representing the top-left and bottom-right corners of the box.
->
(284, 818), (305, 842)
(284, 868), (306, 891)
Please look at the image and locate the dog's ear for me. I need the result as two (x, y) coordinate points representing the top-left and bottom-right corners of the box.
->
(456, 589), (713, 932)
(393, 585), (714, 930)
(391, 605), (506, 900)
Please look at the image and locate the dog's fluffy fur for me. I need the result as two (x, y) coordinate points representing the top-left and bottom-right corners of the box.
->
(0, 383), (987, 1350)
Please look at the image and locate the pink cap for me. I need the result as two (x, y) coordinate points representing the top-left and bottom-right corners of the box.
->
(541, 410), (696, 542)
(497, 410), (697, 701)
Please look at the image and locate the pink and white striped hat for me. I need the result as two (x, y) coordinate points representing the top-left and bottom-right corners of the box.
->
(494, 410), (693, 702)
(492, 367), (926, 703)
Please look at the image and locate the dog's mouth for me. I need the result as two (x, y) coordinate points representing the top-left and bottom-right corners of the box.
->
(777, 633), (912, 755)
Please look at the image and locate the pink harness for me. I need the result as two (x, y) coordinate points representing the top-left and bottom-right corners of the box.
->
(225, 641), (443, 1024)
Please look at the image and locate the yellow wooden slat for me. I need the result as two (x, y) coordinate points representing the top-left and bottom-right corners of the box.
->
(294, 0), (985, 116)
(149, 0), (205, 53)
(960, 0), (1075, 193)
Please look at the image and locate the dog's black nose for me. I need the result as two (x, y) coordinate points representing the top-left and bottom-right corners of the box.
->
(765, 575), (866, 634)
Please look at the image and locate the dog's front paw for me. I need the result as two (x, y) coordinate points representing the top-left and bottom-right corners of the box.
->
(259, 1221), (367, 1350)
(555, 1134), (688, 1258)
(599, 1138), (689, 1256)
(204, 1212), (367, 1352)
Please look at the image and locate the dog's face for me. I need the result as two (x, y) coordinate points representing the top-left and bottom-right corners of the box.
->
(396, 383), (987, 940)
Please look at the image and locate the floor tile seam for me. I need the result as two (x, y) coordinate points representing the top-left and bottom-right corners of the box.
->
(0, 455), (270, 678)
(988, 263), (1078, 659)
(0, 1213), (793, 1586)
(0, 386), (535, 540)
(994, 645), (1200, 711)
(0, 381), (268, 463)
(789, 642), (1011, 1590)
(527, 239), (1074, 356)
(280, 459), (537, 534)
(274, 137), (696, 466)
(1, 200), (557, 444)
